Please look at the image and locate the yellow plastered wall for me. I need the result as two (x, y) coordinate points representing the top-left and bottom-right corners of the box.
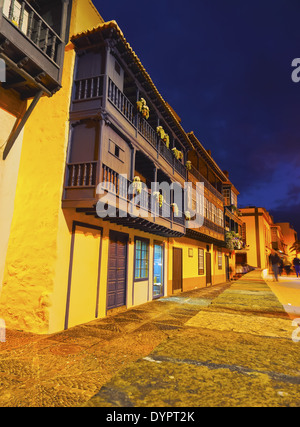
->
(0, 89), (27, 289)
(0, 0), (104, 333)
(51, 208), (166, 333)
(240, 213), (258, 267)
(167, 237), (226, 293)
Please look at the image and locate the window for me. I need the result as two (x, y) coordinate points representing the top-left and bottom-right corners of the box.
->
(198, 248), (204, 275)
(134, 238), (149, 280)
(109, 139), (124, 162)
(218, 251), (222, 269)
(231, 191), (237, 208)
(153, 243), (164, 298)
(223, 188), (231, 206)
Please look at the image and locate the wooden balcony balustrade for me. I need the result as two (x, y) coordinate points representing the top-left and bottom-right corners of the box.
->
(106, 78), (186, 179)
(66, 161), (97, 188)
(107, 77), (135, 124)
(189, 165), (224, 202)
(74, 76), (104, 101)
(101, 164), (185, 226)
(2, 0), (63, 64)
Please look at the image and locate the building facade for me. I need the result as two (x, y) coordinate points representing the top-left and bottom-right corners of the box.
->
(238, 207), (274, 269)
(1, 0), (244, 334)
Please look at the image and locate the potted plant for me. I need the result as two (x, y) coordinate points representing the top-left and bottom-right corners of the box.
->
(153, 191), (164, 207)
(186, 160), (192, 170)
(11, 16), (19, 27)
(163, 133), (170, 148)
(132, 176), (142, 194)
(137, 98), (149, 119)
(172, 147), (182, 160)
(156, 126), (169, 148)
(225, 231), (244, 250)
(185, 211), (191, 221)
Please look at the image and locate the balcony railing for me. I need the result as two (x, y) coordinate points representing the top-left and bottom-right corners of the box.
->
(189, 165), (224, 202)
(107, 77), (135, 124)
(2, 0), (63, 64)
(74, 76), (104, 101)
(106, 78), (186, 179)
(101, 164), (185, 226)
(66, 162), (97, 187)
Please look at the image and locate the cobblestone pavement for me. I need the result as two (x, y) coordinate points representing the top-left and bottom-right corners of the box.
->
(1, 270), (300, 407)
(85, 270), (300, 408)
(0, 282), (230, 407)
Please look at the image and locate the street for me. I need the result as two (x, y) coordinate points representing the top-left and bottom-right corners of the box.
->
(85, 270), (300, 407)
(0, 269), (299, 407)
(266, 274), (300, 318)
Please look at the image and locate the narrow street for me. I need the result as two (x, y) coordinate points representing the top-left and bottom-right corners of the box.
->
(1, 269), (299, 407)
(85, 269), (300, 408)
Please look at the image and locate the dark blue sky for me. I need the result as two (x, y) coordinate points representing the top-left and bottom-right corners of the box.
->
(93, 0), (300, 236)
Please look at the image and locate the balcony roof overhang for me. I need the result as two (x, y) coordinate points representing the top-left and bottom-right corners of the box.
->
(187, 131), (229, 183)
(71, 20), (194, 152)
(76, 207), (185, 238)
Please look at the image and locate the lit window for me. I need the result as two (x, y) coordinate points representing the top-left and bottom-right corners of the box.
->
(218, 251), (222, 269)
(135, 239), (149, 280)
(198, 248), (204, 275)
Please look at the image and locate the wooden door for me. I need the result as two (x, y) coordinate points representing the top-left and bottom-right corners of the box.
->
(206, 252), (212, 286)
(172, 247), (182, 293)
(107, 231), (128, 310)
(225, 255), (230, 281)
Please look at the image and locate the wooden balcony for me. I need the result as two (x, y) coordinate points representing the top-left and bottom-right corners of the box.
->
(63, 162), (186, 237)
(0, 0), (69, 98)
(70, 75), (187, 180)
(188, 165), (224, 202)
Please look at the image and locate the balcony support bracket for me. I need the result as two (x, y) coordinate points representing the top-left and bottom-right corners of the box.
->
(3, 90), (43, 160)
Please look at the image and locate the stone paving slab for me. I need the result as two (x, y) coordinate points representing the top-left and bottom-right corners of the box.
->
(0, 283), (229, 407)
(185, 311), (294, 338)
(84, 270), (300, 407)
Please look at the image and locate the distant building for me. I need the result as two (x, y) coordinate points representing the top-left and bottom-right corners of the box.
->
(275, 222), (298, 262)
(238, 207), (273, 269)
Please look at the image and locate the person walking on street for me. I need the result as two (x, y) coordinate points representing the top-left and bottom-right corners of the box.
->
(269, 250), (280, 282)
(293, 256), (300, 278)
(283, 258), (292, 275)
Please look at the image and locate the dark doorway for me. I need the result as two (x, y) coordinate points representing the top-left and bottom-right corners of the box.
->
(107, 231), (128, 310)
(206, 252), (212, 286)
(225, 256), (230, 281)
(172, 247), (182, 293)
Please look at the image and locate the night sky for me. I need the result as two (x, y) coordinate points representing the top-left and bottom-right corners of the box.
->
(93, 0), (300, 236)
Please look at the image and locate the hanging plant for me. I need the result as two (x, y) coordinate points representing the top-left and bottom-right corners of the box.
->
(225, 231), (244, 250)
(163, 133), (170, 148)
(159, 194), (164, 207)
(153, 191), (164, 207)
(156, 126), (169, 148)
(172, 147), (183, 160)
(171, 203), (179, 216)
(186, 160), (192, 170)
(11, 16), (19, 27)
(132, 176), (142, 194)
(185, 211), (191, 221)
(137, 98), (149, 119)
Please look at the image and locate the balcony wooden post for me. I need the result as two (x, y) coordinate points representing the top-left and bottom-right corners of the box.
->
(131, 148), (136, 181)
(8, 0), (15, 20)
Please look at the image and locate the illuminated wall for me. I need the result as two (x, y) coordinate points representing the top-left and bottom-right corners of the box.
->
(0, 0), (105, 334)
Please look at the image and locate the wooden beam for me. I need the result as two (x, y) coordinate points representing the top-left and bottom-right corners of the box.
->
(3, 90), (43, 160)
